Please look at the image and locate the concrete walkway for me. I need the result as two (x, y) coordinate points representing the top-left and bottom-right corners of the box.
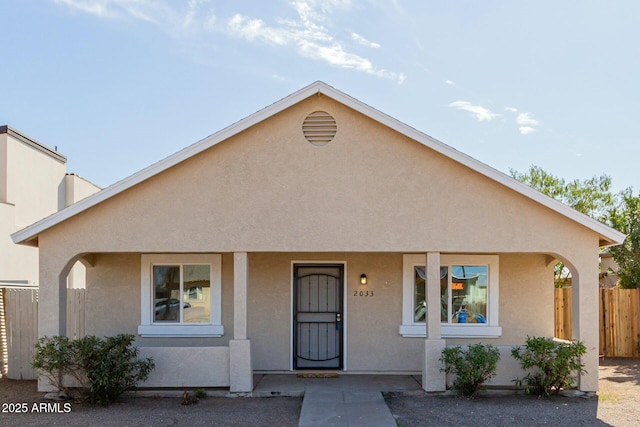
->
(253, 374), (423, 426)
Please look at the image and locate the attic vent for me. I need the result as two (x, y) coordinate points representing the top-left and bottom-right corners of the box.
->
(303, 111), (337, 146)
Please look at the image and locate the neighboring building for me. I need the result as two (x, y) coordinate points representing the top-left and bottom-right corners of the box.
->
(12, 82), (624, 393)
(599, 251), (619, 288)
(1, 125), (99, 377)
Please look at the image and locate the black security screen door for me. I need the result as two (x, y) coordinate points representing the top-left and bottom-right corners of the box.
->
(293, 265), (343, 369)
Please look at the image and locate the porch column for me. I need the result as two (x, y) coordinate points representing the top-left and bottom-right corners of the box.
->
(571, 256), (599, 392)
(423, 252), (446, 392)
(229, 252), (253, 392)
(37, 255), (69, 391)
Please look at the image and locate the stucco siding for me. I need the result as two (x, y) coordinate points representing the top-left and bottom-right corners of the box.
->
(247, 252), (549, 374)
(83, 252), (236, 346)
(85, 253), (140, 337)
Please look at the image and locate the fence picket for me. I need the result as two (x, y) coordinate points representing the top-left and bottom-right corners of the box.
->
(555, 288), (640, 357)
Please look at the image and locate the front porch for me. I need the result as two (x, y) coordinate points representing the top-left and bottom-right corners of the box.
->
(35, 250), (602, 393)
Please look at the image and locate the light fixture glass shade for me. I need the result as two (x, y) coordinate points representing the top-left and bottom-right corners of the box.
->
(360, 274), (367, 285)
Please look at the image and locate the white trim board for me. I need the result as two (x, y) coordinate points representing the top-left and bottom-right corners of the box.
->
(12, 81), (625, 247)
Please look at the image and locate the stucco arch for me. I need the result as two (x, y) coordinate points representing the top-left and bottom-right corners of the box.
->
(546, 250), (600, 392)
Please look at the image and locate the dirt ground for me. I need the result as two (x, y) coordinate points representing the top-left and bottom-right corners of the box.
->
(386, 357), (639, 427)
(0, 358), (637, 426)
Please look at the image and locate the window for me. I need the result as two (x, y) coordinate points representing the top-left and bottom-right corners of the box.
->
(138, 254), (223, 337)
(400, 254), (501, 337)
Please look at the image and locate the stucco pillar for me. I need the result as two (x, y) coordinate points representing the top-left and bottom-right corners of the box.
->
(422, 252), (446, 392)
(571, 256), (600, 392)
(37, 253), (68, 391)
(230, 252), (252, 392)
(233, 252), (248, 340)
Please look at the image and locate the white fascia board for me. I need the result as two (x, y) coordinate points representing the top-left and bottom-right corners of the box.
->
(10, 81), (625, 247)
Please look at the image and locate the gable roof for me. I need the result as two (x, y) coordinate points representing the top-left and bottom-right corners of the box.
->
(12, 81), (625, 247)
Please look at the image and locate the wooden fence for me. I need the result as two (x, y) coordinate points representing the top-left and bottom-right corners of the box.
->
(1, 288), (38, 379)
(555, 287), (640, 357)
(0, 288), (86, 379)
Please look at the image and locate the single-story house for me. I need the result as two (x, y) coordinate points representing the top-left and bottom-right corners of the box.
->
(12, 82), (624, 392)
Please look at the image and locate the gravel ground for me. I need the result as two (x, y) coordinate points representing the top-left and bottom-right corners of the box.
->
(1, 358), (637, 427)
(386, 358), (639, 427)
(0, 385), (302, 427)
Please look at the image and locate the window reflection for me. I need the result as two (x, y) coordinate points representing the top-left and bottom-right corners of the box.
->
(154, 266), (180, 322)
(153, 264), (211, 324)
(414, 265), (487, 324)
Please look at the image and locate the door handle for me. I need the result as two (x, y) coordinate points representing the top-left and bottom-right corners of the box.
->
(336, 313), (342, 331)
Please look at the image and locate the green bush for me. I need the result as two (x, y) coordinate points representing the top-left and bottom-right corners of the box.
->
(33, 336), (82, 393)
(440, 344), (500, 397)
(33, 334), (154, 405)
(511, 336), (586, 397)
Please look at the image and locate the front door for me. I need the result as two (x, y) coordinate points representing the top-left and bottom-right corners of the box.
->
(293, 264), (344, 369)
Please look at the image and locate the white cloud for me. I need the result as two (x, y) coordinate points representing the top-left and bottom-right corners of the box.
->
(228, 14), (289, 45)
(226, 2), (404, 83)
(505, 108), (540, 135)
(445, 79), (456, 86)
(351, 32), (381, 49)
(449, 101), (499, 122)
(516, 112), (539, 127)
(51, 0), (404, 83)
(52, 0), (216, 36)
(515, 112), (540, 135)
(53, 0), (113, 18)
(519, 126), (536, 135)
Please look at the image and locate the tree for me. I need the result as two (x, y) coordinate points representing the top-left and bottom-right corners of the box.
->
(510, 165), (615, 222)
(607, 189), (640, 288)
(510, 165), (616, 287)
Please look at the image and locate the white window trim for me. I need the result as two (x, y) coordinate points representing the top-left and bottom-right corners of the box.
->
(400, 254), (501, 338)
(138, 254), (223, 337)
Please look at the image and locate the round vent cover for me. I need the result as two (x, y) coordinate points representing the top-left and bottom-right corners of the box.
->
(302, 111), (337, 146)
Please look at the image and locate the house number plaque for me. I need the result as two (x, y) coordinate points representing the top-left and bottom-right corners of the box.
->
(353, 290), (374, 297)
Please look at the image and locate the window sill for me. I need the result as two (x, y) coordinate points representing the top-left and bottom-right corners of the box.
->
(399, 324), (502, 338)
(138, 324), (224, 337)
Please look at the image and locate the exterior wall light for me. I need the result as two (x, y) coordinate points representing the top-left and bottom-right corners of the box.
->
(360, 274), (367, 285)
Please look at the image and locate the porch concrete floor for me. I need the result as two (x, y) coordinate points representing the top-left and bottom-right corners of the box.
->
(253, 374), (423, 396)
(253, 374), (423, 427)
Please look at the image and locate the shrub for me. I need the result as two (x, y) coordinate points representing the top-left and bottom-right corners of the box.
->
(33, 336), (81, 393)
(511, 336), (586, 397)
(440, 344), (500, 397)
(33, 334), (154, 405)
(75, 334), (155, 405)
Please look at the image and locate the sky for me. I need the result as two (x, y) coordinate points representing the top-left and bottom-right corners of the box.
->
(2, 0), (639, 192)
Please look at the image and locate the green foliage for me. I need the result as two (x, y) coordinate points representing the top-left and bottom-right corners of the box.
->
(440, 344), (500, 397)
(511, 336), (586, 397)
(509, 165), (640, 288)
(510, 165), (615, 221)
(607, 189), (640, 288)
(193, 388), (207, 399)
(32, 336), (82, 392)
(33, 334), (154, 405)
(75, 334), (155, 405)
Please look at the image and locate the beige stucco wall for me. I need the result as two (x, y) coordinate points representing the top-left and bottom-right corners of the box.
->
(83, 252), (235, 346)
(249, 252), (553, 373)
(63, 174), (100, 208)
(1, 131), (65, 284)
(4, 133), (66, 228)
(73, 251), (553, 379)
